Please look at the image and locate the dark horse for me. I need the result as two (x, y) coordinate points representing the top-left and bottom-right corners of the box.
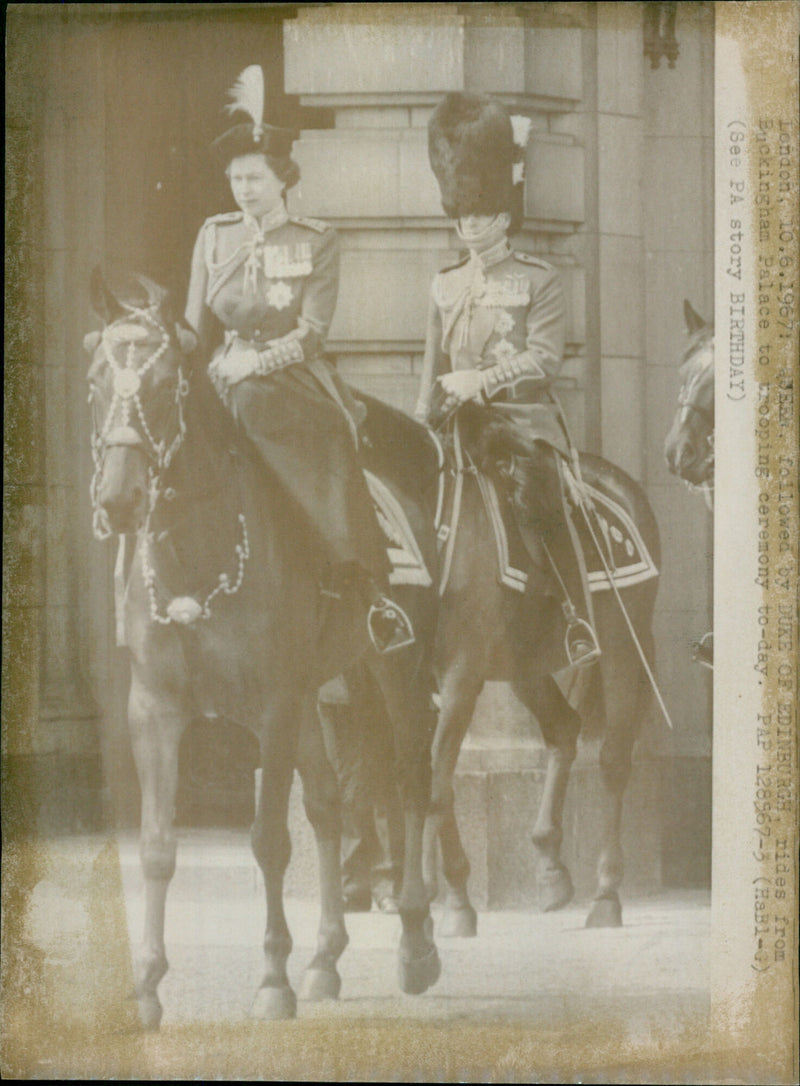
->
(86, 271), (440, 1026)
(414, 399), (663, 934)
(355, 383), (663, 932)
(664, 299), (714, 667)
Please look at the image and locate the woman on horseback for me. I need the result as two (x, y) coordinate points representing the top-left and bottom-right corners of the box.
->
(184, 67), (413, 653)
(415, 91), (600, 669)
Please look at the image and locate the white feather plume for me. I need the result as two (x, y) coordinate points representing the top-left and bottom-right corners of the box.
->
(510, 114), (532, 186)
(225, 65), (265, 134)
(510, 114), (532, 150)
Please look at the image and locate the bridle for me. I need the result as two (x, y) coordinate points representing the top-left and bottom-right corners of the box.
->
(89, 305), (188, 540)
(675, 337), (715, 503)
(88, 303), (250, 625)
(676, 350), (714, 430)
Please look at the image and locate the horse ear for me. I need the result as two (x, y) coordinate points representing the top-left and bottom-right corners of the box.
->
(90, 266), (125, 324)
(135, 273), (168, 311)
(683, 299), (707, 335)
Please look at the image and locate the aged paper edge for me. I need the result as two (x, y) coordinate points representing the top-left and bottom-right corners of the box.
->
(2, 1), (799, 1081)
(710, 1), (799, 1082)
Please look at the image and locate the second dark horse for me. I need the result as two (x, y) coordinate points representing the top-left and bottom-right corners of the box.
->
(357, 392), (662, 933)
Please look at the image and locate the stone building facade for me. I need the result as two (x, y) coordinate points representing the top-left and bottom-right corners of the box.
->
(5, 3), (713, 901)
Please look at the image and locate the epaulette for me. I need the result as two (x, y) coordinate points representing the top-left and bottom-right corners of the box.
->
(289, 215), (330, 234)
(513, 251), (553, 271)
(205, 211), (243, 227)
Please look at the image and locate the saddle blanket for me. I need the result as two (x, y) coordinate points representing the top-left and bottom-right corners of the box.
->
(365, 470), (433, 588)
(476, 471), (658, 595)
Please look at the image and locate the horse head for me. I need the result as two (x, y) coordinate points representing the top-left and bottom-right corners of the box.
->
(87, 269), (191, 536)
(664, 299), (715, 492)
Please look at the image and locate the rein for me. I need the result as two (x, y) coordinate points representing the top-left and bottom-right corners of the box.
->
(89, 305), (251, 626)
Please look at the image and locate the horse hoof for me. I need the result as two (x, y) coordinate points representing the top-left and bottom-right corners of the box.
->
(298, 967), (341, 1002)
(375, 893), (400, 914)
(538, 868), (575, 913)
(250, 984), (297, 1020)
(342, 889), (372, 913)
(585, 895), (622, 928)
(439, 903), (478, 938)
(398, 946), (442, 995)
(137, 993), (163, 1031)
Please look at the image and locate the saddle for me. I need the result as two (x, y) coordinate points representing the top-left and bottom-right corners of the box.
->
(432, 402), (658, 600)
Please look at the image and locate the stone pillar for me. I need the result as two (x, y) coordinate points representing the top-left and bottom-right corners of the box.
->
(282, 4), (669, 906)
(38, 23), (108, 833)
(5, 16), (110, 836)
(5, 15), (48, 838)
(642, 3), (715, 885)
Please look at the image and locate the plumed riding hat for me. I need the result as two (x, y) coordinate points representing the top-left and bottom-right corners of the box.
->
(428, 92), (531, 233)
(212, 65), (298, 165)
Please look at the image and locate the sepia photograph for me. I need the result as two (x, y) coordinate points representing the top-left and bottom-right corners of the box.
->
(3, 2), (798, 1080)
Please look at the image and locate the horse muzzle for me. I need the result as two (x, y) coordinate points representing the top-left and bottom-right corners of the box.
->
(664, 430), (713, 487)
(97, 434), (149, 533)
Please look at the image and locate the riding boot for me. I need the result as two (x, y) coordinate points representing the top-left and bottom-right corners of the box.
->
(509, 446), (600, 670)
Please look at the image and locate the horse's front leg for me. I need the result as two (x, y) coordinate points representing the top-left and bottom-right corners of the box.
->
(128, 668), (187, 1030)
(513, 674), (579, 912)
(250, 696), (302, 1020)
(424, 666), (483, 938)
(372, 654), (441, 995)
(296, 699), (348, 1002)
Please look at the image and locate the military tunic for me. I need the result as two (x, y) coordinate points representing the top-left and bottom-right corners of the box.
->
(184, 204), (389, 581)
(415, 240), (570, 456)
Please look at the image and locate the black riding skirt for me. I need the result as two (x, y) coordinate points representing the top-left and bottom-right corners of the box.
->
(228, 361), (389, 585)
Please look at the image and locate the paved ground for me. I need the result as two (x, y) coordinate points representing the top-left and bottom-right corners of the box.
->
(116, 829), (711, 1029)
(6, 828), (738, 1082)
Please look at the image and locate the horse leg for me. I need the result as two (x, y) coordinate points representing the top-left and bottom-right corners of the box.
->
(512, 674), (579, 912)
(370, 654), (441, 995)
(296, 702), (348, 1002)
(426, 669), (483, 938)
(586, 617), (653, 928)
(321, 670), (381, 911)
(585, 729), (630, 928)
(250, 699), (301, 1020)
(127, 670), (186, 1030)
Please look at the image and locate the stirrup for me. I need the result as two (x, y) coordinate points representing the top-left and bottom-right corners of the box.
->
(691, 631), (713, 669)
(367, 595), (415, 654)
(562, 604), (601, 670)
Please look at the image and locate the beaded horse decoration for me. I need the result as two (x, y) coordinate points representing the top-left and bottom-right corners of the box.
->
(87, 272), (250, 627)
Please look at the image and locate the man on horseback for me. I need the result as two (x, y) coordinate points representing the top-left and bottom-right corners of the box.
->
(415, 92), (600, 669)
(183, 67), (414, 654)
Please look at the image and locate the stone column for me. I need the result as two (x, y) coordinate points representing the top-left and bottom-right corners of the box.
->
(642, 3), (715, 885)
(5, 15), (48, 838)
(5, 17), (111, 835)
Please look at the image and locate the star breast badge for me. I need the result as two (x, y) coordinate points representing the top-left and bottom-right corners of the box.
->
(266, 281), (294, 311)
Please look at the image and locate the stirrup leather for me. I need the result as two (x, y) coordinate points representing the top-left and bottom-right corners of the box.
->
(367, 596), (416, 654)
(562, 601), (601, 670)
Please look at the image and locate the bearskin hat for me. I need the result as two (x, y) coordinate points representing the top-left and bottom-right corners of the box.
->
(428, 92), (530, 234)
